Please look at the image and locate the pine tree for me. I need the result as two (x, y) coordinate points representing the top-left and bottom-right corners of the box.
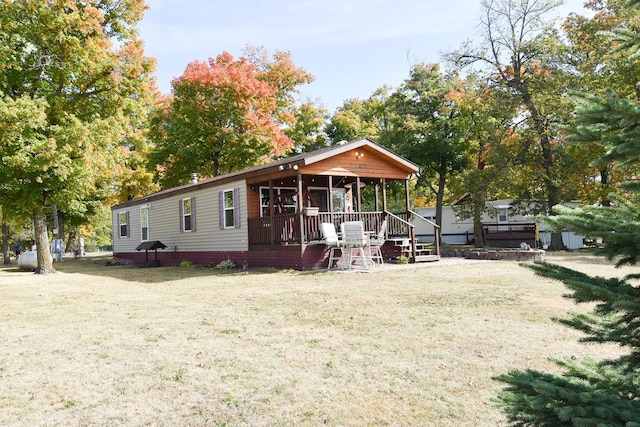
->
(494, 1), (640, 425)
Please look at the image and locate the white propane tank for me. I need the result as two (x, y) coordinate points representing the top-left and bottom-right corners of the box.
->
(17, 251), (52, 271)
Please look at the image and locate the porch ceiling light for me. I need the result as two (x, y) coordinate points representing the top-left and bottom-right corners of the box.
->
(344, 182), (366, 188)
(355, 151), (364, 159)
(279, 163), (298, 171)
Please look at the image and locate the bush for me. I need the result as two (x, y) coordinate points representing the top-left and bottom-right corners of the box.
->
(396, 256), (410, 264)
(214, 259), (236, 270)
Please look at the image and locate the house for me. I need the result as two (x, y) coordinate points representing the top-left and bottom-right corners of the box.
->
(413, 199), (584, 249)
(111, 139), (441, 270)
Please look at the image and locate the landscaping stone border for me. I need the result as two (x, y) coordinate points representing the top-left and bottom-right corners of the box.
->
(442, 248), (545, 261)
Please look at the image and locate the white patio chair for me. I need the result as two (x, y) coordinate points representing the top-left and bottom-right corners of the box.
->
(321, 222), (343, 270)
(341, 221), (369, 270)
(368, 219), (387, 265)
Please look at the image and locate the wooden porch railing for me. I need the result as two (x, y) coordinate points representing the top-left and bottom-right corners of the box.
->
(247, 212), (387, 245)
(247, 211), (440, 259)
(247, 214), (300, 245)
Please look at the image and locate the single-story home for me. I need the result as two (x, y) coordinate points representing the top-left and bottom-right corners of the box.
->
(111, 139), (440, 270)
(413, 199), (584, 249)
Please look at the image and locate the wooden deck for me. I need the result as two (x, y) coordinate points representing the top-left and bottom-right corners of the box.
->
(248, 210), (441, 264)
(482, 223), (537, 248)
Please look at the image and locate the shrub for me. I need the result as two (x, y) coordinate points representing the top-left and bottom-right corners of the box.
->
(396, 256), (409, 264)
(214, 259), (236, 270)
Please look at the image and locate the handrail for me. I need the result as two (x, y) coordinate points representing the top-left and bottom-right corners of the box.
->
(385, 210), (412, 229)
(385, 211), (417, 260)
(408, 210), (441, 257)
(409, 210), (439, 230)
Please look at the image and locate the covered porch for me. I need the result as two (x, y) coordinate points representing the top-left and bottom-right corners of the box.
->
(244, 141), (441, 267)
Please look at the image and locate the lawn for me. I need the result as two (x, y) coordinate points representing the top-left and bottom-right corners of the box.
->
(0, 252), (631, 426)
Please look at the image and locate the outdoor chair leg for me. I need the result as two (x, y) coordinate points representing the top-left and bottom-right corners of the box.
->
(359, 247), (369, 269)
(369, 246), (383, 265)
(328, 247), (342, 270)
(344, 246), (368, 270)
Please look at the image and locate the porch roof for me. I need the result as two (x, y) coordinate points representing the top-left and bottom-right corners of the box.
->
(113, 138), (419, 210)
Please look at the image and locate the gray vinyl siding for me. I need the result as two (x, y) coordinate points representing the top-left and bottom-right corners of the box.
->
(112, 179), (248, 252)
(112, 208), (140, 252)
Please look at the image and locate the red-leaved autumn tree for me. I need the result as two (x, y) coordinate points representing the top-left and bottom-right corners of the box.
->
(149, 48), (313, 187)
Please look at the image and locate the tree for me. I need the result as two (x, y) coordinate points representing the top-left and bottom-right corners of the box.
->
(447, 77), (517, 246)
(149, 48), (313, 188)
(449, 0), (588, 250)
(495, 1), (640, 424)
(0, 0), (156, 274)
(326, 88), (391, 144)
(284, 101), (330, 153)
(380, 64), (472, 229)
(562, 0), (640, 206)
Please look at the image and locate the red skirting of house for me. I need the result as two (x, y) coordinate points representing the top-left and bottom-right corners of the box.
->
(113, 242), (399, 271)
(113, 244), (331, 271)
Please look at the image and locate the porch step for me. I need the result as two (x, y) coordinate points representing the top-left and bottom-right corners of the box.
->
(391, 238), (440, 263)
(414, 254), (441, 263)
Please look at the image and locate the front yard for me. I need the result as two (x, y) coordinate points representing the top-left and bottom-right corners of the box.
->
(0, 252), (628, 426)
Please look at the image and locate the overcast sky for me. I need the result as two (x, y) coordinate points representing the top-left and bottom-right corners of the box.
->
(138, 0), (589, 112)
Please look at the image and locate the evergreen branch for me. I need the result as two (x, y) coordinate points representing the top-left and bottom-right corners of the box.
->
(494, 367), (640, 426)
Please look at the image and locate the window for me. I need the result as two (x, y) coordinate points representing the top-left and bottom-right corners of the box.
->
(308, 188), (329, 212)
(260, 187), (296, 216)
(118, 211), (129, 238)
(331, 188), (346, 212)
(498, 208), (509, 223)
(219, 188), (241, 229)
(140, 206), (149, 241)
(223, 190), (235, 227)
(180, 197), (196, 232)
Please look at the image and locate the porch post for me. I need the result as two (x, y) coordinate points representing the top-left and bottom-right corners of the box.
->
(381, 178), (387, 212)
(355, 177), (362, 212)
(404, 179), (411, 213)
(405, 179), (417, 260)
(297, 172), (304, 247)
(374, 180), (380, 212)
(328, 175), (334, 222)
(269, 180), (275, 245)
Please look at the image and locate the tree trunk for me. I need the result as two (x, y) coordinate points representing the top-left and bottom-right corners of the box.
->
(33, 209), (55, 274)
(600, 168), (611, 207)
(545, 183), (567, 251)
(473, 207), (485, 247)
(65, 229), (77, 253)
(435, 172), (447, 229)
(548, 231), (565, 251)
(472, 145), (487, 247)
(2, 223), (10, 265)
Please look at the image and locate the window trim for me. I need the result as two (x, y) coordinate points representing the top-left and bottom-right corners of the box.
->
(222, 189), (235, 229)
(219, 188), (241, 229)
(180, 197), (196, 233)
(118, 211), (129, 238)
(140, 206), (149, 242)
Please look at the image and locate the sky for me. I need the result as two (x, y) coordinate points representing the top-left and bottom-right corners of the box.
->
(138, 0), (590, 112)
